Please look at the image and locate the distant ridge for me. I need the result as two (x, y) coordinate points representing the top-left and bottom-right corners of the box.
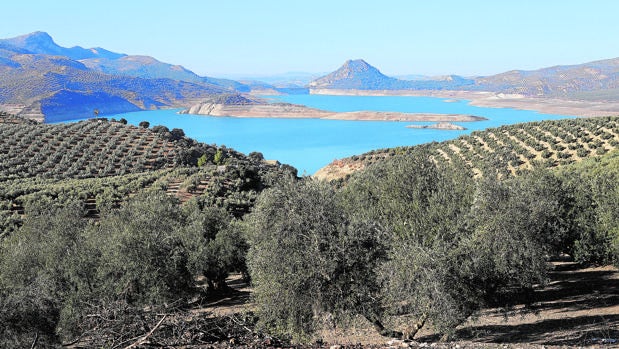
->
(0, 31), (125, 60)
(0, 32), (250, 120)
(310, 57), (619, 100)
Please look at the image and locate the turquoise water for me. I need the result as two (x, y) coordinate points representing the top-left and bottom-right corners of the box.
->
(54, 95), (576, 174)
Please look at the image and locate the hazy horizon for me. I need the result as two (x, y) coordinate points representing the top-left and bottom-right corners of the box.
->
(5, 0), (619, 78)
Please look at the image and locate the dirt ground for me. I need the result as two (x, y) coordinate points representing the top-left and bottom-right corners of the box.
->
(203, 261), (619, 348)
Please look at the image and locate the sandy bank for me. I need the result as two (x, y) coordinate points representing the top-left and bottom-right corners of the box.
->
(181, 102), (485, 122)
(309, 89), (619, 117)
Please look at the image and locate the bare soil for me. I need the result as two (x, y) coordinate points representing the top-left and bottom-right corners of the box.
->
(200, 262), (619, 348)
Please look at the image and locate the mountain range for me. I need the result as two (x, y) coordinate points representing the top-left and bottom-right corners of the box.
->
(2, 31), (619, 121)
(0, 32), (248, 121)
(309, 58), (619, 100)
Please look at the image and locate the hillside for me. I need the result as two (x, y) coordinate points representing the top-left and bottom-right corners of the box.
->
(0, 32), (247, 121)
(315, 116), (619, 180)
(476, 57), (619, 98)
(80, 55), (248, 92)
(0, 115), (296, 236)
(1, 112), (618, 347)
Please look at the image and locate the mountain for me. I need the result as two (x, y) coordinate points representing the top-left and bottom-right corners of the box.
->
(0, 31), (125, 60)
(309, 59), (405, 90)
(1, 32), (248, 92)
(309, 59), (474, 91)
(0, 49), (228, 121)
(0, 32), (246, 121)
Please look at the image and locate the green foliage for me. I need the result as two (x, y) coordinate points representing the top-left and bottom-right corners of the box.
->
(0, 201), (93, 346)
(180, 205), (247, 290)
(342, 153), (484, 335)
(247, 149), (618, 341)
(247, 178), (385, 341)
(93, 192), (193, 306)
(197, 153), (209, 167)
(0, 190), (259, 345)
(214, 148), (224, 165)
(558, 150), (619, 265)
(335, 116), (619, 179)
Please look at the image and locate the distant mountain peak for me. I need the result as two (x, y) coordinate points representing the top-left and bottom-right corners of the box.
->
(0, 31), (125, 60)
(7, 31), (59, 51)
(309, 59), (476, 91)
(309, 59), (397, 89)
(342, 59), (373, 71)
(21, 31), (54, 41)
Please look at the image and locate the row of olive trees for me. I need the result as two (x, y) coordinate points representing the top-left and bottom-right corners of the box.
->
(246, 149), (619, 342)
(0, 191), (246, 347)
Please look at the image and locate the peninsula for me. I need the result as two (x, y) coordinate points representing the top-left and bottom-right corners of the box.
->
(180, 94), (485, 122)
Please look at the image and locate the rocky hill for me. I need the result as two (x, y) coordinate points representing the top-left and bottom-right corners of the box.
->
(309, 59), (475, 91)
(0, 32), (248, 121)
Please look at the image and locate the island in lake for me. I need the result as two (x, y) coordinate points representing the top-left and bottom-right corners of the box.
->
(180, 94), (486, 123)
(406, 122), (467, 130)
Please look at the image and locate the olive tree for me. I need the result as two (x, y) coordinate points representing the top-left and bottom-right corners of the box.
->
(246, 178), (385, 341)
(179, 204), (248, 292)
(93, 191), (193, 305)
(0, 201), (95, 346)
(341, 152), (478, 337)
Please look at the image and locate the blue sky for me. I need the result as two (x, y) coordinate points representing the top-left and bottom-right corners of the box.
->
(3, 0), (619, 77)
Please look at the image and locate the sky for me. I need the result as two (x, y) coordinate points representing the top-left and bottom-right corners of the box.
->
(3, 0), (619, 78)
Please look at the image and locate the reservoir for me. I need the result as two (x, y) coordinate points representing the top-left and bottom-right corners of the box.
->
(54, 95), (576, 174)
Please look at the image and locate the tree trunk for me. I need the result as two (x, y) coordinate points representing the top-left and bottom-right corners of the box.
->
(364, 313), (427, 340)
(364, 314), (403, 338)
(403, 313), (427, 339)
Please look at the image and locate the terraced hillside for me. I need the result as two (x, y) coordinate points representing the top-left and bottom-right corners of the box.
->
(0, 116), (295, 236)
(0, 119), (180, 181)
(315, 116), (619, 180)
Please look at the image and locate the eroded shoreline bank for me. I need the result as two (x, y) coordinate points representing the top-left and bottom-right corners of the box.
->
(309, 89), (619, 117)
(180, 101), (485, 122)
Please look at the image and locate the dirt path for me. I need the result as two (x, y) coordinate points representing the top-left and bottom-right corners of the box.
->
(448, 262), (619, 347)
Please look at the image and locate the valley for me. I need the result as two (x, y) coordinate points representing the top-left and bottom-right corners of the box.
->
(1, 28), (619, 349)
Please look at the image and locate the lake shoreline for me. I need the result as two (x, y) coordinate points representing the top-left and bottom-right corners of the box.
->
(309, 89), (619, 117)
(180, 101), (485, 122)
